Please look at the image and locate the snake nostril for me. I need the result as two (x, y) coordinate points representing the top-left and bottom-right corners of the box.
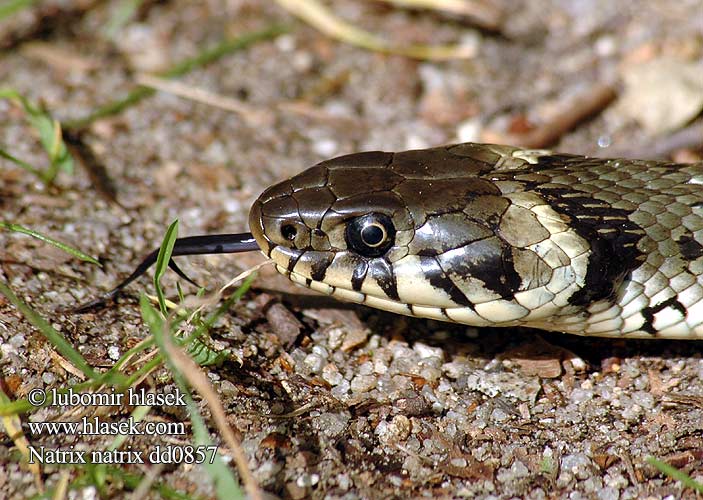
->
(281, 224), (298, 241)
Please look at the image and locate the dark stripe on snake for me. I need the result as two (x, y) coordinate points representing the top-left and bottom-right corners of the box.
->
(537, 187), (645, 306)
(310, 252), (334, 282)
(351, 258), (369, 292)
(676, 233), (703, 261)
(368, 258), (399, 301)
(420, 255), (474, 308)
(640, 297), (687, 335)
(437, 237), (520, 299)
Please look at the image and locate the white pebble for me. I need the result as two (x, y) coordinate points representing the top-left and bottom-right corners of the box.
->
(108, 345), (120, 361)
(312, 139), (338, 158)
(350, 374), (377, 393)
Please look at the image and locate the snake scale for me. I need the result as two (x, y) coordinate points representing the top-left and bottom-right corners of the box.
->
(88, 142), (703, 339)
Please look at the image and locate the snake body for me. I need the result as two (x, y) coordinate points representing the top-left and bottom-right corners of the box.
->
(249, 142), (703, 339)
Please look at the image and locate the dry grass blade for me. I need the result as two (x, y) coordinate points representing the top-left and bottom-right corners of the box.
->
(20, 42), (99, 72)
(218, 261), (272, 295)
(129, 463), (166, 500)
(276, 0), (476, 60)
(53, 471), (70, 500)
(134, 74), (274, 127)
(49, 351), (87, 380)
(375, 0), (504, 31)
(161, 334), (262, 500)
(0, 388), (43, 492)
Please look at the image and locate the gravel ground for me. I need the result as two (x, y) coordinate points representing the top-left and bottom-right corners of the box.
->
(1, 1), (702, 499)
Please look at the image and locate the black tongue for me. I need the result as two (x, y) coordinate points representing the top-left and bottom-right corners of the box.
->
(72, 233), (260, 312)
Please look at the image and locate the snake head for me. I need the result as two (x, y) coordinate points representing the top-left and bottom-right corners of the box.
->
(248, 146), (573, 327)
(249, 151), (415, 309)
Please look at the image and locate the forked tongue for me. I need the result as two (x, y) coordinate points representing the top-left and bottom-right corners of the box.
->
(74, 233), (260, 312)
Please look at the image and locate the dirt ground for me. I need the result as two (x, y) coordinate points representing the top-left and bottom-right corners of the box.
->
(1, 0), (702, 499)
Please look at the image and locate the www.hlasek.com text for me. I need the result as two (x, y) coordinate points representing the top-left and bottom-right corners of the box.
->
(29, 416), (186, 436)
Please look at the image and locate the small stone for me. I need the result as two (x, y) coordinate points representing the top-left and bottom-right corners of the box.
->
(312, 138), (338, 157)
(9, 334), (25, 349)
(413, 342), (444, 360)
(491, 407), (510, 422)
(322, 363), (343, 386)
(620, 403), (642, 421)
(350, 374), (377, 393)
(314, 412), (349, 439)
(373, 358), (388, 375)
(376, 415), (411, 444)
(107, 345), (120, 361)
(442, 360), (470, 379)
(617, 58), (703, 133)
(570, 388), (593, 404)
(312, 345), (329, 358)
(631, 390), (654, 409)
(303, 353), (325, 374)
(358, 361), (374, 376)
(420, 367), (442, 383)
(561, 453), (593, 480)
(597, 486), (620, 500)
(331, 379), (350, 398)
(337, 473), (351, 490)
(511, 460), (529, 478)
(219, 380), (239, 398)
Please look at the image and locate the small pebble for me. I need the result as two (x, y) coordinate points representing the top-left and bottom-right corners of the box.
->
(9, 334), (26, 349)
(108, 345), (120, 361)
(303, 353), (325, 374)
(376, 415), (411, 444)
(312, 139), (338, 157)
(350, 374), (377, 393)
(322, 363), (344, 386)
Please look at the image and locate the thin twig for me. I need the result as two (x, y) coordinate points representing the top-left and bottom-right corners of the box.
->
(218, 261), (272, 296)
(487, 83), (618, 149)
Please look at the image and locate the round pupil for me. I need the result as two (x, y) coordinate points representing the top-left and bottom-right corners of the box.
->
(361, 224), (385, 246)
(281, 224), (297, 241)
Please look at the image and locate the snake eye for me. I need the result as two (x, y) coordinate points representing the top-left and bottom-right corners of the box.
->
(281, 224), (298, 241)
(345, 213), (395, 257)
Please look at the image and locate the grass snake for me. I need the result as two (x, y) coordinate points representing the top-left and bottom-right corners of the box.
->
(82, 142), (703, 339)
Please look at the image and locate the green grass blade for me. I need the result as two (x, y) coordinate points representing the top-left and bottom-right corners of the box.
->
(0, 281), (97, 379)
(647, 457), (703, 492)
(153, 220), (179, 315)
(0, 88), (75, 182)
(186, 337), (232, 367)
(64, 23), (287, 130)
(183, 273), (255, 346)
(103, 0), (145, 38)
(0, 147), (42, 177)
(140, 296), (244, 499)
(0, 0), (39, 20)
(0, 222), (100, 265)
